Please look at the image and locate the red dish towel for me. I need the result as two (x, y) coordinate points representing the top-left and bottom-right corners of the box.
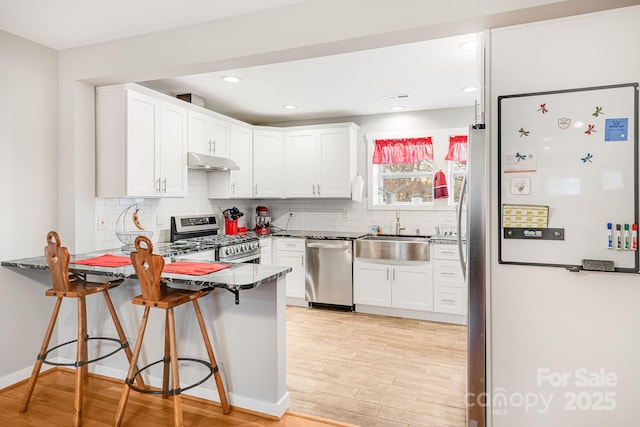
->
(71, 254), (132, 268)
(163, 261), (231, 276)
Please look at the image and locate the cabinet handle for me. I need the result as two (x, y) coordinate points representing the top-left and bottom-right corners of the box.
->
(208, 139), (212, 152)
(386, 268), (389, 281)
(441, 272), (456, 276)
(393, 268), (396, 281)
(312, 184), (316, 195)
(162, 178), (167, 193)
(212, 139), (216, 153)
(254, 184), (258, 195)
(317, 184), (321, 196)
(231, 183), (235, 195)
(155, 179), (161, 193)
(301, 255), (304, 266)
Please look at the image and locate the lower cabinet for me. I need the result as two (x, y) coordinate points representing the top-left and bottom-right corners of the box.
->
(432, 243), (467, 316)
(274, 238), (306, 301)
(354, 260), (433, 311)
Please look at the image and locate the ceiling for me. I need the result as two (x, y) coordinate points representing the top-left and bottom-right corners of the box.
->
(0, 0), (480, 124)
(141, 33), (481, 124)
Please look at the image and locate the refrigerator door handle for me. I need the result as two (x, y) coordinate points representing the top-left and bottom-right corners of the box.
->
(456, 172), (468, 281)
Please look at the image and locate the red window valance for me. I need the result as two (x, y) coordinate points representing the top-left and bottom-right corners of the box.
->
(372, 137), (434, 164)
(445, 135), (468, 162)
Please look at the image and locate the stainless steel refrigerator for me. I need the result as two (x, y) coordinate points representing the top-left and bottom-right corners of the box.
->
(456, 124), (487, 427)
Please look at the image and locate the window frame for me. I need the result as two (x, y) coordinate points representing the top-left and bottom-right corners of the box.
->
(366, 128), (467, 211)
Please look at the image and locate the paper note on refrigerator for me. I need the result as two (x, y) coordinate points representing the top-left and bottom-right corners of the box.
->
(502, 204), (549, 228)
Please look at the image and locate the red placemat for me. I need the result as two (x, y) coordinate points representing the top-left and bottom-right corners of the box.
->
(71, 254), (132, 267)
(163, 261), (231, 276)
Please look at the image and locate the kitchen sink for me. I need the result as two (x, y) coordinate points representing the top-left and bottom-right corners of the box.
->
(355, 234), (429, 262)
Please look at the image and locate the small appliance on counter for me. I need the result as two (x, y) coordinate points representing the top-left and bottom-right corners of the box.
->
(254, 206), (271, 235)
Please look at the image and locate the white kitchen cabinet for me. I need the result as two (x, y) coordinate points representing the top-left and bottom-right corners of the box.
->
(253, 128), (284, 198)
(187, 108), (230, 158)
(96, 84), (187, 198)
(208, 124), (253, 198)
(274, 238), (306, 304)
(354, 260), (433, 311)
(433, 243), (467, 316)
(259, 237), (273, 265)
(284, 123), (358, 198)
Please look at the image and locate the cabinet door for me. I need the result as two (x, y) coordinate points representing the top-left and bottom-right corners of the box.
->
(209, 115), (230, 157)
(253, 130), (284, 197)
(126, 90), (161, 197)
(318, 127), (351, 198)
(284, 130), (317, 197)
(229, 125), (253, 198)
(187, 109), (211, 155)
(159, 102), (187, 197)
(275, 250), (306, 298)
(354, 261), (391, 307)
(187, 110), (229, 157)
(392, 264), (433, 311)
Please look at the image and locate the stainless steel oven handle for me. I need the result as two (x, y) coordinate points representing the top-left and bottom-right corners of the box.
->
(220, 252), (261, 264)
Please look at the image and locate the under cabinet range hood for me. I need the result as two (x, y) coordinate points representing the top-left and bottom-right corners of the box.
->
(187, 152), (239, 171)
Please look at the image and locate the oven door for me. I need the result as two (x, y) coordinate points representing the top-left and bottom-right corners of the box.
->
(220, 251), (261, 264)
(176, 249), (217, 261)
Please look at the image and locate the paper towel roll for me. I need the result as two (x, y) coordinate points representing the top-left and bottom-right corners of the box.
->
(351, 174), (364, 202)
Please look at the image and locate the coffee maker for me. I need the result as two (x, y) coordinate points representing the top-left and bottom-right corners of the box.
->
(254, 206), (271, 234)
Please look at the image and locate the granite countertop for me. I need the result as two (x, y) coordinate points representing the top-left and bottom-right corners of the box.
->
(271, 230), (368, 240)
(1, 247), (291, 292)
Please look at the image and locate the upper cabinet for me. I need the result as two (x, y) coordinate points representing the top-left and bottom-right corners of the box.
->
(187, 109), (230, 158)
(253, 128), (284, 198)
(284, 123), (358, 198)
(96, 84), (187, 198)
(208, 124), (253, 199)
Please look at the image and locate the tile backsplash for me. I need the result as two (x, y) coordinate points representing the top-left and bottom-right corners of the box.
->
(95, 170), (460, 250)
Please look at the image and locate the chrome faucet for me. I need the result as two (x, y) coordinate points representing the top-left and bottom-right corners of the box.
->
(395, 209), (405, 235)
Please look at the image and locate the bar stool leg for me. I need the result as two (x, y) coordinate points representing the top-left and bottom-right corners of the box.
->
(192, 299), (230, 414)
(73, 296), (88, 427)
(102, 289), (145, 388)
(167, 307), (184, 427)
(20, 297), (63, 412)
(115, 306), (150, 427)
(162, 310), (171, 399)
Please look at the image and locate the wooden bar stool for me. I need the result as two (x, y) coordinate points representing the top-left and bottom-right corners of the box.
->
(115, 236), (230, 427)
(20, 231), (144, 427)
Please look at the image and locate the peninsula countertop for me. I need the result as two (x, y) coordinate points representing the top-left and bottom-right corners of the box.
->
(1, 248), (291, 292)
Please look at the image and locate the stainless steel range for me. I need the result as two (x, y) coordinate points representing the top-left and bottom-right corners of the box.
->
(170, 215), (261, 263)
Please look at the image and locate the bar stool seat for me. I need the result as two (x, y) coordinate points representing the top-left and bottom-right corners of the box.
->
(115, 236), (230, 427)
(20, 231), (144, 427)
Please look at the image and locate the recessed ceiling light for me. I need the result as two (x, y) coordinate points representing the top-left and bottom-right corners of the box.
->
(283, 105), (298, 110)
(462, 86), (479, 92)
(221, 76), (241, 83)
(458, 40), (477, 51)
(390, 106), (404, 111)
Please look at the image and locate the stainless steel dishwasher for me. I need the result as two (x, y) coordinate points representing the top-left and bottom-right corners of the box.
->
(305, 239), (354, 309)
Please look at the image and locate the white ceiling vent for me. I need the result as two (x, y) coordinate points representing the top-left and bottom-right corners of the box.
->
(383, 94), (411, 100)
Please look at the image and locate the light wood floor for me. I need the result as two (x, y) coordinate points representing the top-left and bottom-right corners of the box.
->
(0, 369), (353, 427)
(1, 307), (466, 427)
(286, 306), (467, 427)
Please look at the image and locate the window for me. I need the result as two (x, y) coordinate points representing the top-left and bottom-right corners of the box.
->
(366, 128), (468, 210)
(371, 137), (434, 206)
(445, 135), (468, 205)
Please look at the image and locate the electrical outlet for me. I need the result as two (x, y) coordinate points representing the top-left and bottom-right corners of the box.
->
(342, 208), (349, 218)
(97, 215), (106, 231)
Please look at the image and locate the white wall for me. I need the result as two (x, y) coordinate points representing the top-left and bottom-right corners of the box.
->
(0, 30), (59, 383)
(489, 7), (640, 425)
